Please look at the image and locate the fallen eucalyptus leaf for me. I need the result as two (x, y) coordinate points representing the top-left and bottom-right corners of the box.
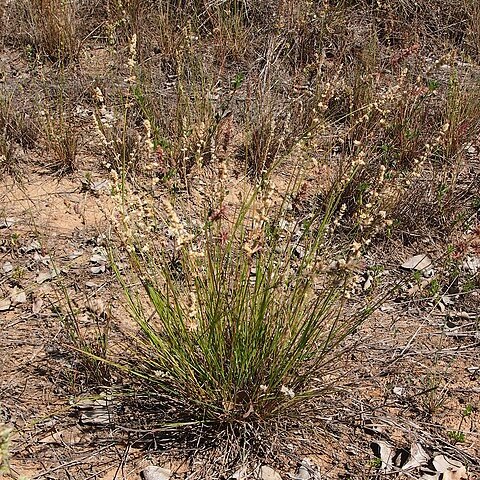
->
(393, 386), (406, 396)
(22, 240), (41, 253)
(33, 252), (50, 265)
(430, 455), (468, 480)
(291, 465), (310, 480)
(230, 467), (247, 479)
(466, 144), (477, 154)
(12, 290), (27, 305)
(444, 468), (468, 480)
(90, 253), (107, 264)
(36, 270), (57, 284)
(363, 275), (372, 291)
(91, 179), (110, 192)
(0, 298), (12, 311)
(69, 250), (84, 260)
(90, 265), (106, 274)
(3, 261), (13, 273)
(401, 254), (432, 271)
(0, 217), (16, 228)
(260, 466), (283, 480)
(402, 442), (429, 470)
(140, 466), (172, 480)
(371, 440), (395, 472)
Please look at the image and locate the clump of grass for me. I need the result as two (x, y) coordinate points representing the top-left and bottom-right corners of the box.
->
(26, 0), (80, 64)
(466, 0), (480, 57)
(0, 91), (37, 176)
(241, 107), (284, 178)
(90, 34), (159, 177)
(59, 287), (113, 388)
(417, 373), (450, 416)
(42, 110), (79, 174)
(442, 73), (480, 159)
(0, 131), (15, 175)
(316, 54), (480, 239)
(46, 0), (479, 445)
(103, 173), (379, 426)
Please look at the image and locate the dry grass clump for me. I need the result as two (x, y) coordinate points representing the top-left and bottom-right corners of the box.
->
(466, 0), (480, 57)
(1, 0), (477, 222)
(16, 0), (81, 64)
(75, 168), (380, 428)
(387, 73), (480, 235)
(92, 83), (155, 176)
(0, 91), (38, 175)
(0, 97), (15, 174)
(340, 0), (476, 52)
(0, 1), (82, 67)
(42, 110), (79, 174)
(66, 0), (478, 250)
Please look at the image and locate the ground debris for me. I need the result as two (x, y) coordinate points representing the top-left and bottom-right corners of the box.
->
(260, 465), (283, 480)
(140, 466), (172, 480)
(401, 254), (432, 271)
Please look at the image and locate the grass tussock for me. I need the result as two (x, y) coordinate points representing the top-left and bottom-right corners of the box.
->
(44, 0), (480, 429)
(0, 91), (38, 175)
(1, 0), (479, 458)
(107, 178), (378, 424)
(27, 0), (80, 64)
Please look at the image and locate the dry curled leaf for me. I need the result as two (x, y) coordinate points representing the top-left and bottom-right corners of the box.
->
(402, 442), (429, 470)
(3, 261), (13, 273)
(90, 264), (106, 274)
(433, 455), (467, 479)
(69, 249), (84, 260)
(11, 289), (27, 305)
(371, 440), (396, 471)
(401, 254), (432, 271)
(90, 253), (107, 264)
(36, 270), (57, 284)
(0, 217), (16, 228)
(260, 466), (283, 480)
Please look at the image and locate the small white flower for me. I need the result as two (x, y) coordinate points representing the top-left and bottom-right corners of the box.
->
(280, 385), (295, 398)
